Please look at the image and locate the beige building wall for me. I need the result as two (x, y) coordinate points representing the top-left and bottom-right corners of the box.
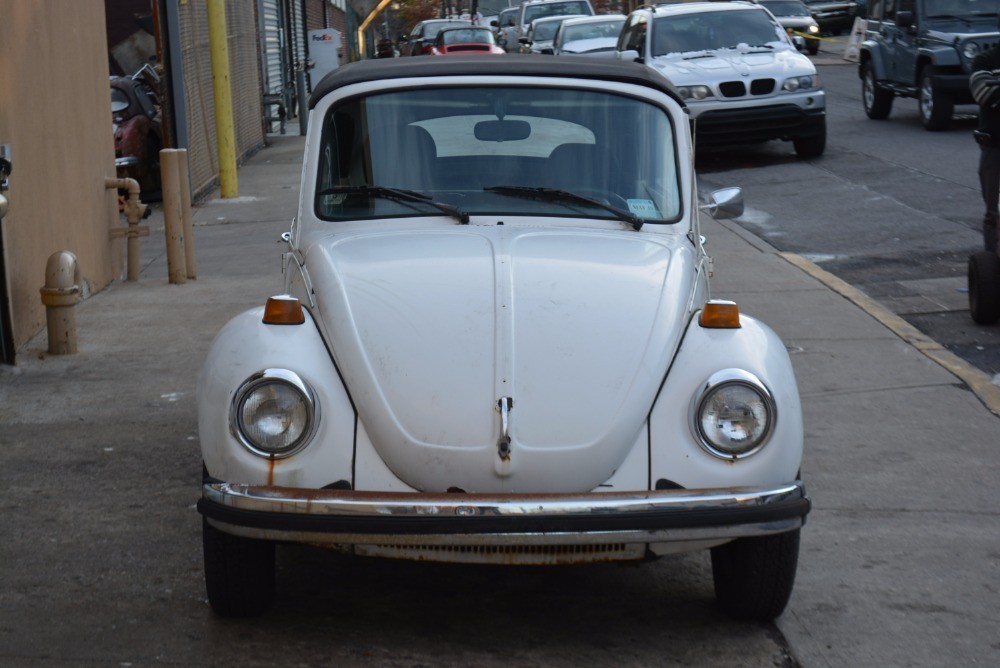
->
(0, 0), (123, 357)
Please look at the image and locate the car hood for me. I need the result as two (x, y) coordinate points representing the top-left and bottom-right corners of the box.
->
(650, 46), (811, 85)
(924, 18), (998, 42)
(304, 224), (699, 493)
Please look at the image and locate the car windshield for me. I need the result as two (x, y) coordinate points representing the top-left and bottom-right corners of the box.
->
(759, 0), (811, 17)
(478, 0), (510, 14)
(441, 28), (496, 45)
(315, 86), (681, 224)
(524, 1), (592, 25)
(562, 18), (625, 43)
(652, 9), (787, 56)
(923, 0), (1000, 16)
(532, 20), (566, 41)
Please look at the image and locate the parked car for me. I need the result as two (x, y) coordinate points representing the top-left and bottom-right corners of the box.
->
(801, 0), (859, 34)
(431, 26), (506, 55)
(402, 18), (469, 56)
(514, 0), (595, 43)
(860, 0), (999, 131)
(196, 55), (809, 620)
(616, 1), (826, 157)
(518, 14), (585, 54)
(758, 0), (821, 55)
(552, 14), (626, 56)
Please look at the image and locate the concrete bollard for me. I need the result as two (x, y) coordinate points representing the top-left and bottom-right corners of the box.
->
(39, 251), (81, 355)
(175, 148), (197, 279)
(159, 149), (187, 284)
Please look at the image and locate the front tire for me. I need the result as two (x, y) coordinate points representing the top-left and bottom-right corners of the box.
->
(203, 517), (276, 617)
(862, 62), (893, 120)
(919, 66), (953, 131)
(711, 529), (800, 621)
(793, 121), (826, 158)
(969, 251), (1000, 324)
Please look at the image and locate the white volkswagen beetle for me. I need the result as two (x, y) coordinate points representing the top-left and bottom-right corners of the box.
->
(197, 56), (809, 621)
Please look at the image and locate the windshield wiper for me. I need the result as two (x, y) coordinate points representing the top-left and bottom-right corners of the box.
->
(317, 185), (469, 224)
(484, 185), (644, 230)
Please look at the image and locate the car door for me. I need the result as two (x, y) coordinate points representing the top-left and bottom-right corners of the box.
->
(879, 0), (918, 85)
(887, 0), (918, 84)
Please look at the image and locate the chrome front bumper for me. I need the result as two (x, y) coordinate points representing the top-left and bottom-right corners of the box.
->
(199, 481), (810, 547)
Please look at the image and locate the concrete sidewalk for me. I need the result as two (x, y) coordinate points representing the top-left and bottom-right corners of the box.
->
(1, 131), (997, 666)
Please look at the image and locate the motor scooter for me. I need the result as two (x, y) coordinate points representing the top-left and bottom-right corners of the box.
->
(111, 63), (162, 199)
(969, 228), (1000, 324)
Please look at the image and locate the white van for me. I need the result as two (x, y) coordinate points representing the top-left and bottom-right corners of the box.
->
(515, 0), (594, 41)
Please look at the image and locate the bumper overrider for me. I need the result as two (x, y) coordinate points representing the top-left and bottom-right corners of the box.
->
(198, 481), (810, 547)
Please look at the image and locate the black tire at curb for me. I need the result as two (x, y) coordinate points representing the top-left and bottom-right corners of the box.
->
(711, 529), (800, 621)
(919, 66), (954, 131)
(969, 251), (1000, 325)
(862, 62), (893, 120)
(203, 517), (276, 617)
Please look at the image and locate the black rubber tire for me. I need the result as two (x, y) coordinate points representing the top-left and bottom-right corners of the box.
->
(203, 517), (276, 617)
(919, 66), (954, 131)
(793, 121), (826, 159)
(862, 62), (893, 120)
(711, 529), (800, 621)
(807, 41), (819, 56)
(969, 251), (1000, 325)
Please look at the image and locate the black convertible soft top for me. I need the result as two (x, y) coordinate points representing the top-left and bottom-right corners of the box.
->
(308, 55), (682, 109)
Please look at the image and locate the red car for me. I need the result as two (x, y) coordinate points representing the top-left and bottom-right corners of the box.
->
(430, 26), (505, 55)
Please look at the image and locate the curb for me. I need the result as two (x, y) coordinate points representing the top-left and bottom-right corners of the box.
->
(778, 252), (1000, 417)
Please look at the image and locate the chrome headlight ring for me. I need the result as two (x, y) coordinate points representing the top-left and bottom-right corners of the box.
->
(229, 368), (319, 459)
(691, 369), (776, 461)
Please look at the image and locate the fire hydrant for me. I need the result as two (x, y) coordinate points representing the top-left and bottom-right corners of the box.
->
(39, 251), (81, 354)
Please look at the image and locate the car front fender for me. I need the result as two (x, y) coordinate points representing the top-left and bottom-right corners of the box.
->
(859, 39), (889, 80)
(198, 307), (356, 488)
(648, 312), (803, 490)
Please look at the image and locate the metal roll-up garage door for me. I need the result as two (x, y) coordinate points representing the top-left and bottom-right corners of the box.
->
(259, 0), (286, 133)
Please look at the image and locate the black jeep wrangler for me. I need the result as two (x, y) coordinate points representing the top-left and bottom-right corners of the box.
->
(859, 0), (1000, 130)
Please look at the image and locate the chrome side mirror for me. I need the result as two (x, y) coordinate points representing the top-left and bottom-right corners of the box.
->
(700, 187), (743, 220)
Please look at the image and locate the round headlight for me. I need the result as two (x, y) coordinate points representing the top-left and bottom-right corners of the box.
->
(676, 85), (711, 101)
(693, 369), (775, 460)
(963, 41), (980, 60)
(784, 75), (819, 92)
(231, 369), (317, 457)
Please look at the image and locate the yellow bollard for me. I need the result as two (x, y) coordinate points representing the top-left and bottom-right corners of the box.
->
(207, 0), (238, 198)
(39, 251), (81, 355)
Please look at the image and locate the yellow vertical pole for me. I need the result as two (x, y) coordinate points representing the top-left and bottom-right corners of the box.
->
(207, 0), (238, 198)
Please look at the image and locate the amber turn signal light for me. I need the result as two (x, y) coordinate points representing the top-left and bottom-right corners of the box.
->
(699, 299), (741, 329)
(263, 295), (305, 325)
